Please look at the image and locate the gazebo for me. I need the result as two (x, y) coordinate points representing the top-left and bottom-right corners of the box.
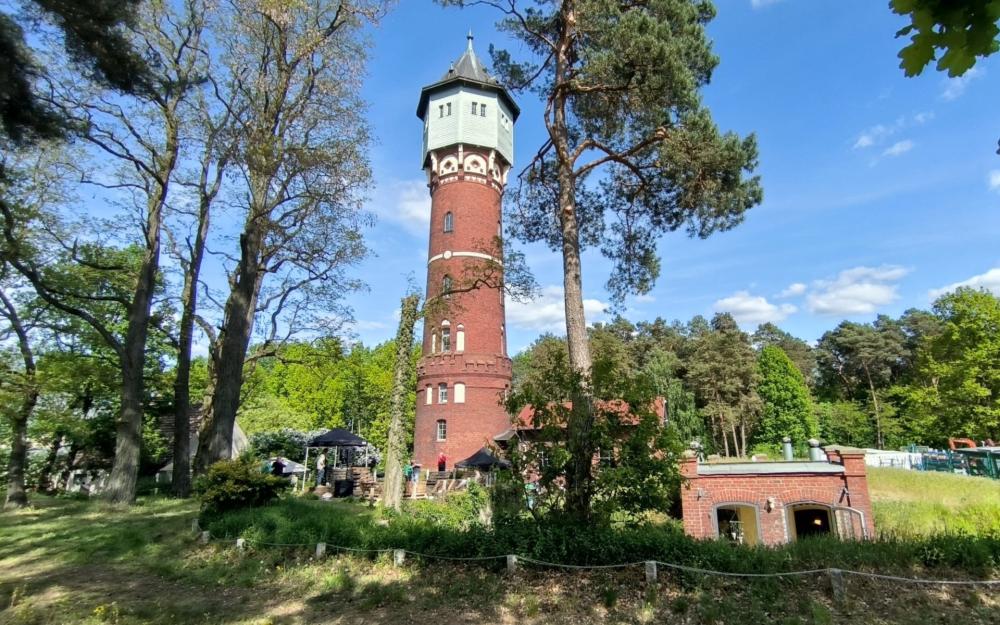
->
(455, 448), (511, 470)
(302, 428), (371, 492)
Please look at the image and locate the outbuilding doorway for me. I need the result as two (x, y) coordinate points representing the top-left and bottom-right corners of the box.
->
(788, 504), (832, 539)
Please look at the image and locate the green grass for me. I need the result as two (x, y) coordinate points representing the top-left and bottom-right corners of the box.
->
(869, 467), (1000, 538)
(1, 470), (999, 624)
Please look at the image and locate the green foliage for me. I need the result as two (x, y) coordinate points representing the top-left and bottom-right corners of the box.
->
(505, 330), (683, 521)
(754, 346), (816, 448)
(205, 495), (1000, 576)
(891, 0), (1000, 77)
(814, 401), (872, 447)
(193, 458), (289, 515)
(686, 314), (760, 456)
(753, 322), (816, 385)
(247, 429), (314, 463)
(238, 339), (416, 456)
(895, 288), (1000, 444)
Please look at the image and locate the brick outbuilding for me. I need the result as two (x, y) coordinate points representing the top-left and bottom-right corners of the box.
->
(679, 446), (875, 545)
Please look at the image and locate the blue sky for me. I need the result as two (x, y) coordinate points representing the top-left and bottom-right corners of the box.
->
(345, 0), (1000, 353)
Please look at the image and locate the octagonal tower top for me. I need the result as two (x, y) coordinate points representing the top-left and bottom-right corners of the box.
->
(416, 33), (519, 168)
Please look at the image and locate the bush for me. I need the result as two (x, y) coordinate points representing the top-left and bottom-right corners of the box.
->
(194, 458), (289, 514)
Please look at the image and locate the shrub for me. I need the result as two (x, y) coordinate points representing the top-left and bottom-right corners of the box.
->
(194, 458), (289, 515)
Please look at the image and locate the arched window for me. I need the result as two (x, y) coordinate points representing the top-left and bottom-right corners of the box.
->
(500, 324), (506, 355)
(441, 325), (451, 352)
(436, 419), (447, 441)
(456, 324), (465, 352)
(442, 275), (452, 298)
(425, 385), (432, 405)
(443, 211), (453, 233)
(454, 382), (466, 404)
(431, 332), (437, 353)
(438, 383), (448, 404)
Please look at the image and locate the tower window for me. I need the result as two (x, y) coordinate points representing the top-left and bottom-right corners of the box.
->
(441, 326), (451, 352)
(425, 385), (432, 405)
(442, 275), (452, 298)
(439, 105), (444, 118)
(454, 382), (466, 404)
(436, 419), (447, 441)
(480, 103), (487, 116)
(471, 102), (478, 115)
(456, 324), (465, 352)
(443, 211), (453, 233)
(438, 383), (448, 404)
(431, 332), (437, 353)
(446, 102), (452, 116)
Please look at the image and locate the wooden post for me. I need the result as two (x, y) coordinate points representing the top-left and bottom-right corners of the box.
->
(506, 554), (517, 574)
(236, 538), (246, 551)
(199, 531), (210, 544)
(316, 543), (326, 558)
(393, 549), (405, 567)
(645, 561), (657, 583)
(829, 568), (845, 605)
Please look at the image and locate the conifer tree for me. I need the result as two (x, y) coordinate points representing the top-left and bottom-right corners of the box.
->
(441, 0), (762, 518)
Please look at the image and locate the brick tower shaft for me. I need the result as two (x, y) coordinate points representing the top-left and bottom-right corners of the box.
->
(412, 35), (518, 470)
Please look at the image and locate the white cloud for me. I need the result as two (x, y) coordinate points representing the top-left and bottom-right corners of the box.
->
(853, 113), (932, 150)
(853, 124), (890, 149)
(929, 268), (1000, 299)
(713, 291), (796, 326)
(989, 170), (1000, 193)
(371, 179), (430, 235)
(806, 265), (909, 316)
(506, 285), (608, 332)
(634, 293), (656, 303)
(941, 67), (982, 100)
(778, 282), (807, 298)
(882, 139), (914, 157)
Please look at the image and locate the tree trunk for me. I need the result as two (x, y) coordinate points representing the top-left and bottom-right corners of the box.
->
(863, 362), (884, 449)
(37, 434), (62, 493)
(103, 112), (176, 504)
(171, 193), (211, 497)
(382, 294), (420, 511)
(1, 287), (37, 510)
(194, 222), (265, 475)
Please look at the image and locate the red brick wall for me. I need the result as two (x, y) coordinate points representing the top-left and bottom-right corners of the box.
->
(679, 452), (875, 545)
(414, 146), (512, 470)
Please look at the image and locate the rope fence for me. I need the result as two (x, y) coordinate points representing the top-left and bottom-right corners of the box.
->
(190, 518), (1000, 589)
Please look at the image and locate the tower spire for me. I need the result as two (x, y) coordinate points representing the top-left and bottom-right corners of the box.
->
(467, 30), (474, 52)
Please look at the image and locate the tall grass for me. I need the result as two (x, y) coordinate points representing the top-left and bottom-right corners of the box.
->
(202, 494), (1000, 578)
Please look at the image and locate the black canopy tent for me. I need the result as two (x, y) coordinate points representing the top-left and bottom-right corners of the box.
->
(302, 428), (371, 492)
(455, 448), (511, 470)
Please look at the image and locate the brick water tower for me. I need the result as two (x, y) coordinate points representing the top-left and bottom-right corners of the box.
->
(412, 34), (519, 470)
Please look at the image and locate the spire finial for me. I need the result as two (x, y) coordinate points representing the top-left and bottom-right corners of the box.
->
(467, 30), (474, 51)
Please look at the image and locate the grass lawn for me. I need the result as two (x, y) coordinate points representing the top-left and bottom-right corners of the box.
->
(869, 467), (1000, 537)
(1, 470), (998, 625)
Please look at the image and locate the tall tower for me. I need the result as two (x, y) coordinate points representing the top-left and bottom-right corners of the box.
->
(413, 34), (519, 470)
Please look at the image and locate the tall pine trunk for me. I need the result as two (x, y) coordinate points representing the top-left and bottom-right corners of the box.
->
(1, 287), (37, 509)
(382, 294), (420, 511)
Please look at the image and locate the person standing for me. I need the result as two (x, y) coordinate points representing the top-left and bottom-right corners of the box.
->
(437, 452), (447, 472)
(316, 450), (327, 487)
